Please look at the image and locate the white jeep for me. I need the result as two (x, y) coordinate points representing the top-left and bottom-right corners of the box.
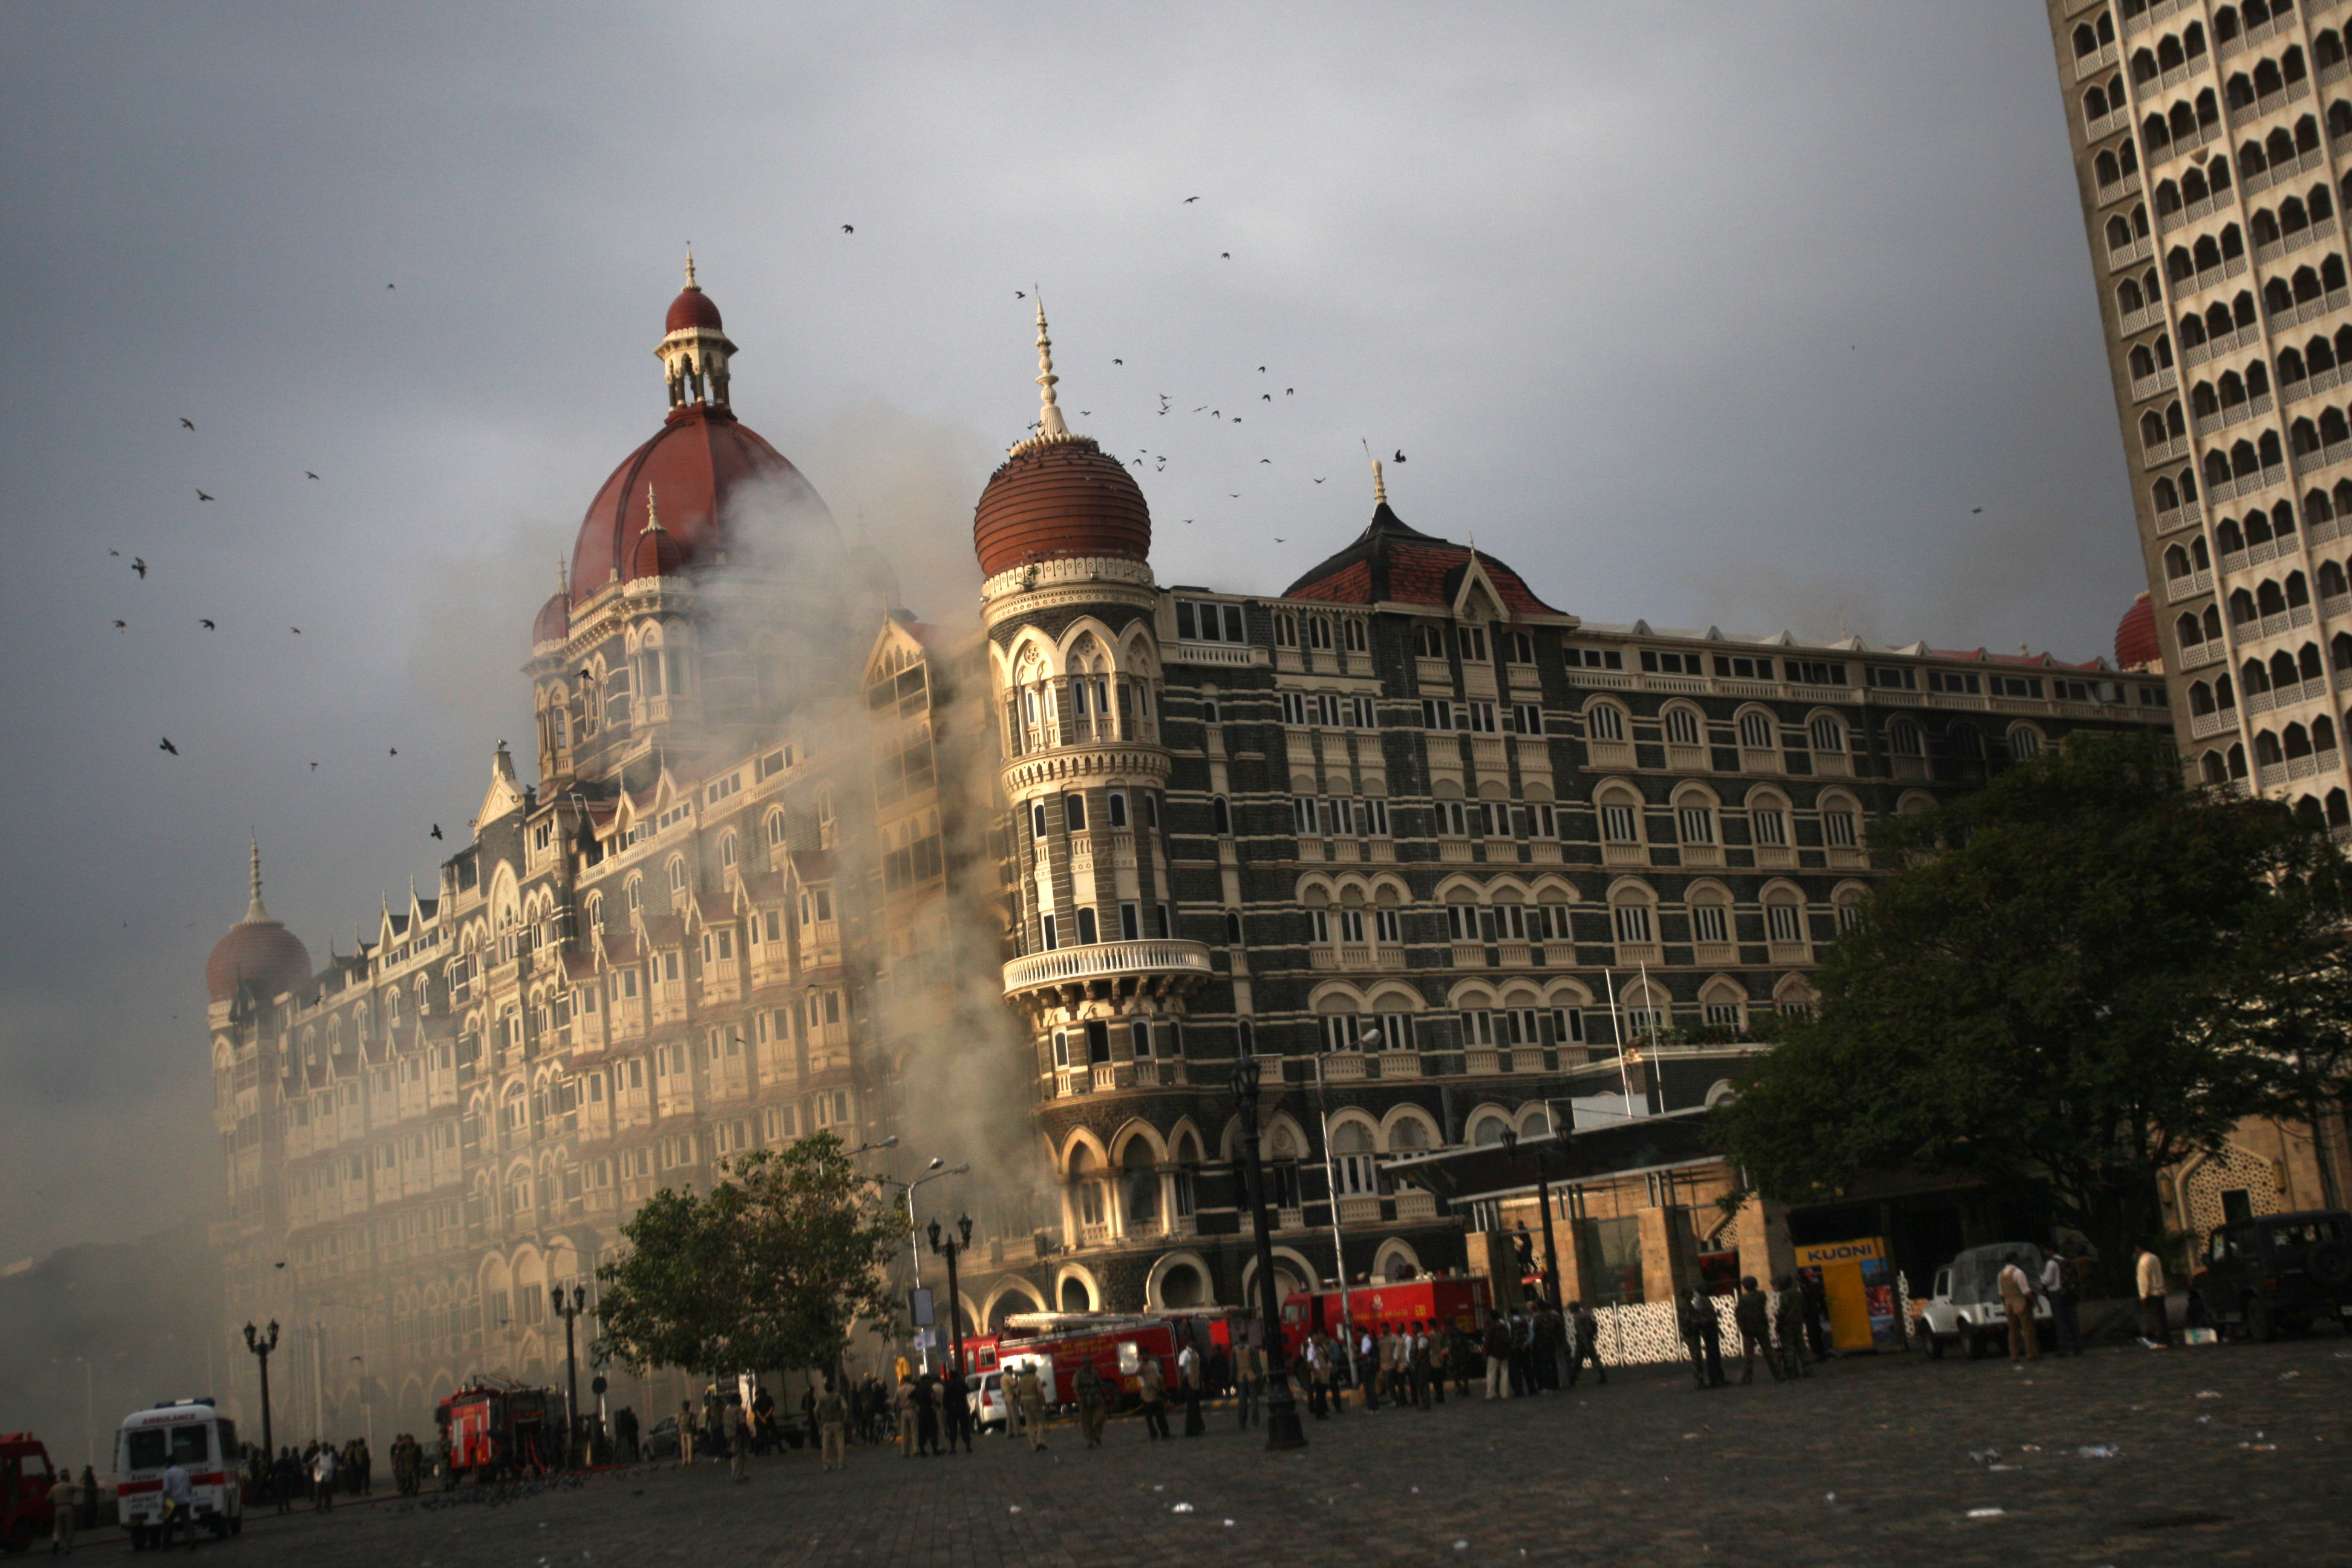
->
(1915, 1243), (2054, 1359)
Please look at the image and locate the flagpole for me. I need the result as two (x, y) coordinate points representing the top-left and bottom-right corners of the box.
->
(1602, 969), (1635, 1120)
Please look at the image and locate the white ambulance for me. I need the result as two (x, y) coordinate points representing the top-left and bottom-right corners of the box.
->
(116, 1399), (243, 1546)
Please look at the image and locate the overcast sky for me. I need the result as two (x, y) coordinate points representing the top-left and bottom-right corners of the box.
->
(0, 1), (2136, 1263)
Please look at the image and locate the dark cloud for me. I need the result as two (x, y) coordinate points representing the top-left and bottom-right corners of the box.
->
(0, 2), (2136, 1261)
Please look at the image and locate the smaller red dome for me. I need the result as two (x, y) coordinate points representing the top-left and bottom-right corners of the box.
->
(2115, 590), (2159, 668)
(973, 437), (1152, 578)
(666, 286), (723, 334)
(207, 919), (310, 1005)
(531, 590), (569, 647)
(634, 522), (685, 580)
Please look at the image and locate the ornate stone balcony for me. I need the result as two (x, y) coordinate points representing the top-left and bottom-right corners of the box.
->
(1002, 939), (1214, 1014)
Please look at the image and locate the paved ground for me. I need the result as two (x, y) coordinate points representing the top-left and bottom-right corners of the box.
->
(186, 1336), (2349, 1566)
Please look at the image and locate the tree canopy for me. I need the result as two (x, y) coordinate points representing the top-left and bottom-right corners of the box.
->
(1715, 731), (2351, 1278)
(593, 1132), (903, 1380)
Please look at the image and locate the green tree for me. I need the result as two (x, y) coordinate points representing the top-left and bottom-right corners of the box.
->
(1715, 731), (2351, 1282)
(593, 1132), (902, 1383)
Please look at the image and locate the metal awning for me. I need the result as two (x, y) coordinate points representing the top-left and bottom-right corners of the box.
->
(1381, 1106), (1723, 1206)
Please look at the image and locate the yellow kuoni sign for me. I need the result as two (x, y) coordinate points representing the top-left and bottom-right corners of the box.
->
(1793, 1236), (1896, 1352)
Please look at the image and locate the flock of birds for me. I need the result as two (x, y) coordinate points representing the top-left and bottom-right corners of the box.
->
(123, 419), (437, 831)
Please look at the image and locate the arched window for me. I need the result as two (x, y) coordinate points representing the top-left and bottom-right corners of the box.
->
(1120, 1138), (1158, 1227)
(718, 832), (737, 869)
(765, 810), (787, 847)
(1330, 1121), (1377, 1196)
(1736, 710), (1775, 752)
(1468, 1114), (1511, 1148)
(1888, 718), (1924, 757)
(1610, 884), (1657, 947)
(1586, 702), (1628, 743)
(1808, 714), (1846, 755)
(666, 857), (688, 892)
(1662, 705), (1704, 748)
(1212, 795), (1232, 836)
(1763, 886), (1808, 952)
(2009, 725), (2044, 761)
(625, 876), (642, 912)
(1818, 793), (1861, 852)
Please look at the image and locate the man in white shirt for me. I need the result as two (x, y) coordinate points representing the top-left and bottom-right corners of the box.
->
(157, 1463), (195, 1551)
(2041, 1250), (2083, 1357)
(2135, 1246), (2169, 1346)
(310, 1445), (337, 1512)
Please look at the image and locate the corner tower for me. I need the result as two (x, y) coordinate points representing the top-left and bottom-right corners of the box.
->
(977, 302), (1212, 1299)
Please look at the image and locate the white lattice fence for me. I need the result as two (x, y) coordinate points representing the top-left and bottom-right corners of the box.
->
(1584, 1293), (1844, 1367)
(2183, 1142), (2285, 1246)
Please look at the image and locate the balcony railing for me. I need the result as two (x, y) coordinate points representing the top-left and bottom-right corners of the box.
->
(1002, 939), (1214, 996)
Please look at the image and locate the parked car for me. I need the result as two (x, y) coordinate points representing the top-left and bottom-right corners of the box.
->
(2190, 1208), (2352, 1340)
(967, 1371), (1008, 1435)
(1913, 1243), (2054, 1359)
(642, 1416), (681, 1460)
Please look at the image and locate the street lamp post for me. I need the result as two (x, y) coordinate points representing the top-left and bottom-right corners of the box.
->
(926, 1215), (975, 1380)
(1229, 1054), (1307, 1451)
(550, 1284), (589, 1465)
(882, 1159), (969, 1371)
(241, 1321), (280, 1462)
(1498, 1128), (1561, 1306)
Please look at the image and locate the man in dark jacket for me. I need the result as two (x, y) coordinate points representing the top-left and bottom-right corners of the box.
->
(942, 1368), (974, 1454)
(1734, 1276), (1779, 1384)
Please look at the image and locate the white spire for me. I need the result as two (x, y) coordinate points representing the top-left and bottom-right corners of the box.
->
(1371, 457), (1387, 508)
(244, 832), (271, 924)
(682, 244), (698, 291)
(643, 483), (665, 534)
(1033, 292), (1069, 442)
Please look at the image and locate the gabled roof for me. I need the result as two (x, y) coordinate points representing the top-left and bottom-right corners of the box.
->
(1282, 503), (1566, 617)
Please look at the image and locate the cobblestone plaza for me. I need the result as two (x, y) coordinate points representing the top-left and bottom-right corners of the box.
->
(209, 1338), (2348, 1567)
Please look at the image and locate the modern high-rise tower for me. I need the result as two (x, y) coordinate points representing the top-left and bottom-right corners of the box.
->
(2047, 0), (2352, 818)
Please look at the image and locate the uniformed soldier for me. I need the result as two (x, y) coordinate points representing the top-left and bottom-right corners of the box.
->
(1772, 1273), (1811, 1379)
(1016, 1364), (1050, 1451)
(1074, 1360), (1109, 1448)
(1236, 1336), (1266, 1428)
(813, 1380), (849, 1472)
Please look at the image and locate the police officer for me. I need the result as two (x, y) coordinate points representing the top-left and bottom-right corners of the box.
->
(1772, 1273), (1811, 1379)
(1073, 1360), (1109, 1449)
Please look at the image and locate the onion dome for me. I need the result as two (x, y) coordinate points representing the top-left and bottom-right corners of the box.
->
(2114, 590), (2159, 669)
(206, 837), (310, 1004)
(665, 251), (725, 333)
(531, 559), (570, 647)
(565, 255), (829, 606)
(973, 298), (1152, 577)
(632, 486), (687, 580)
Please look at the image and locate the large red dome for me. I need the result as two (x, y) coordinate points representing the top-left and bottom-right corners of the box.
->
(973, 437), (1152, 578)
(207, 916), (310, 1004)
(569, 408), (826, 604)
(666, 284), (724, 334)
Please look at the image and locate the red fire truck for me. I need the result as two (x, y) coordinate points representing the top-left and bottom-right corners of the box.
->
(993, 1312), (1230, 1409)
(1279, 1275), (1495, 1359)
(0, 1434), (60, 1557)
(434, 1376), (561, 1481)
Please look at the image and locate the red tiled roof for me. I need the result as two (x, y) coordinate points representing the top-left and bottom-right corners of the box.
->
(1282, 503), (1563, 615)
(790, 851), (834, 883)
(639, 915), (685, 949)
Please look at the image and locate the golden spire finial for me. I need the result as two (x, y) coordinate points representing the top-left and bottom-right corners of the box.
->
(683, 244), (699, 291)
(1371, 456), (1388, 508)
(643, 483), (664, 533)
(1033, 291), (1069, 442)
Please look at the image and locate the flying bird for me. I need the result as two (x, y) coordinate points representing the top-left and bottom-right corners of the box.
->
(1275, 537), (1286, 543)
(274, 1261), (286, 1270)
(200, 619), (215, 629)
(1228, 493), (1240, 498)
(1258, 366), (1265, 372)
(290, 627), (301, 634)
(113, 619), (126, 631)
(389, 747), (399, 756)
(132, 557), (146, 578)
(1970, 506), (1984, 514)
(1394, 450), (1407, 463)
(309, 762), (318, 771)
(1183, 196), (1200, 203)
(386, 283), (396, 289)
(1285, 388), (1293, 395)
(1261, 394), (1270, 401)
(1314, 478), (1326, 484)
(1183, 518), (1194, 525)
(431, 824), (443, 840)
(1220, 252), (1230, 260)
(1015, 290), (1025, 299)
(1112, 359), (1123, 365)
(1259, 458), (1272, 463)
(158, 737), (178, 755)
(195, 489), (214, 501)
(841, 224), (854, 234)
(179, 418), (195, 432)
(109, 549), (119, 556)
(305, 471), (319, 480)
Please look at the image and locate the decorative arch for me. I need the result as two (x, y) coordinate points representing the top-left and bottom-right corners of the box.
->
(1145, 1249), (1218, 1310)
(1371, 1238), (1425, 1283)
(1380, 1103), (1442, 1152)
(1052, 1263), (1105, 1314)
(982, 1278), (1048, 1330)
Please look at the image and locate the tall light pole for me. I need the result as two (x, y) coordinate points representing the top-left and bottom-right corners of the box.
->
(241, 1322), (280, 1462)
(1498, 1127), (1560, 1306)
(1230, 1054), (1307, 1451)
(550, 1284), (588, 1465)
(901, 1160), (967, 1370)
(925, 1215), (975, 1379)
